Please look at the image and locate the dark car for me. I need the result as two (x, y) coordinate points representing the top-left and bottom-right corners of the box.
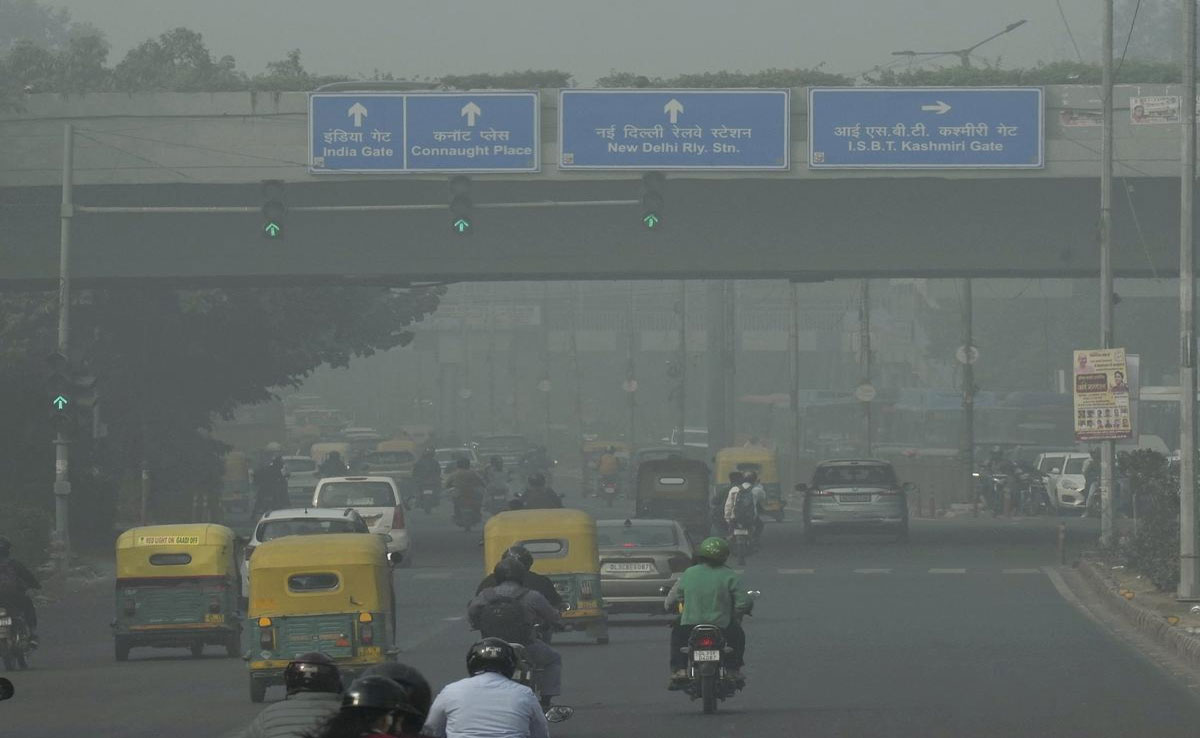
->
(596, 518), (694, 615)
(797, 459), (912, 541)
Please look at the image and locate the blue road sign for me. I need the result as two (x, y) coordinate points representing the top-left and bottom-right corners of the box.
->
(310, 92), (539, 173)
(559, 90), (789, 170)
(808, 87), (1043, 169)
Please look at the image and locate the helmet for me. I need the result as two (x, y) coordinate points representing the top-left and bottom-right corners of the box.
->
(361, 662), (432, 720)
(504, 545), (534, 570)
(728, 471), (744, 485)
(466, 638), (517, 678)
(284, 652), (342, 694)
(528, 473), (546, 487)
(745, 471), (759, 484)
(341, 676), (420, 714)
(493, 556), (527, 584)
(0, 537), (10, 557)
(696, 536), (730, 564)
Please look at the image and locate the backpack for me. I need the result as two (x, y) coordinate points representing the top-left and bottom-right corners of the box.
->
(732, 488), (757, 528)
(477, 590), (533, 644)
(0, 562), (23, 595)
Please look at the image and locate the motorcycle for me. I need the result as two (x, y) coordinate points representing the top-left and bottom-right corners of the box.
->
(416, 484), (440, 514)
(453, 502), (482, 532)
(0, 607), (32, 671)
(671, 590), (759, 714)
(599, 477), (620, 508)
(730, 525), (752, 566)
(509, 625), (573, 723)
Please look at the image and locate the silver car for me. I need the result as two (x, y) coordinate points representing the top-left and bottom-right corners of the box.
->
(799, 459), (911, 541)
(597, 519), (694, 615)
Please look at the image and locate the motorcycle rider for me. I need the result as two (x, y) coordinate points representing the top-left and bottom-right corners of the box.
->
(596, 446), (621, 496)
(664, 536), (752, 686)
(723, 472), (757, 535)
(522, 474), (562, 510)
(318, 451), (349, 479)
(474, 546), (564, 610)
(744, 471), (767, 542)
(483, 456), (510, 512)
(0, 536), (39, 647)
(711, 471), (743, 535)
(467, 557), (563, 710)
(309, 676), (423, 738)
(241, 652), (342, 738)
(422, 639), (549, 738)
(253, 456), (290, 518)
(444, 457), (485, 524)
(360, 662), (434, 738)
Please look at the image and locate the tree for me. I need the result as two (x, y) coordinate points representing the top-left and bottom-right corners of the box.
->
(0, 0), (71, 52)
(252, 49), (349, 91)
(596, 67), (851, 88)
(441, 69), (573, 89)
(113, 27), (244, 92)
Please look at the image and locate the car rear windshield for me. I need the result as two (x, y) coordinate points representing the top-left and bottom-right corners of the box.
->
(316, 482), (396, 507)
(597, 524), (679, 548)
(813, 464), (896, 486)
(283, 458), (316, 474)
(366, 451), (415, 466)
(1039, 455), (1065, 472)
(258, 518), (365, 542)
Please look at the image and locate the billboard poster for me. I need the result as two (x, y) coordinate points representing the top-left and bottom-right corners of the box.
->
(1073, 348), (1133, 441)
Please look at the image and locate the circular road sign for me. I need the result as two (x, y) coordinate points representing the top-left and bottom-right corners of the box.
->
(537, 379), (552, 393)
(855, 383), (877, 402)
(623, 379), (639, 393)
(956, 345), (980, 365)
(458, 388), (473, 400)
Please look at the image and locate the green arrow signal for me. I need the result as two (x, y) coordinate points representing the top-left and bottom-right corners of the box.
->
(52, 395), (68, 410)
(453, 218), (471, 234)
(642, 213), (661, 229)
(264, 222), (281, 238)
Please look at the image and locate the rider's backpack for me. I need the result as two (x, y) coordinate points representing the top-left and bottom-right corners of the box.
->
(478, 590), (533, 644)
(732, 488), (757, 529)
(0, 562), (23, 595)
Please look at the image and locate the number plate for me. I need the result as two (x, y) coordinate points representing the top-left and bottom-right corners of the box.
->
(602, 562), (655, 573)
(0, 617), (10, 627)
(838, 494), (872, 503)
(204, 613), (225, 624)
(359, 646), (381, 657)
(423, 490), (434, 495)
(692, 650), (721, 662)
(733, 528), (750, 535)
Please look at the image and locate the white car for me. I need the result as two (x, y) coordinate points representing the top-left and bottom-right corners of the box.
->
(312, 476), (411, 564)
(242, 507), (369, 584)
(1039, 452), (1092, 511)
(281, 456), (319, 507)
(434, 447), (479, 474)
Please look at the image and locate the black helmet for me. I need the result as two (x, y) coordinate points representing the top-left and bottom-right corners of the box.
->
(528, 472), (546, 487)
(729, 471), (744, 485)
(341, 675), (420, 714)
(284, 652), (342, 694)
(466, 638), (517, 678)
(361, 662), (432, 721)
(504, 545), (533, 569)
(745, 471), (759, 484)
(0, 537), (10, 557)
(493, 556), (527, 585)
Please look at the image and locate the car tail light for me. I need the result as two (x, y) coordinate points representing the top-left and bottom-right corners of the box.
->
(694, 635), (717, 648)
(876, 489), (899, 495)
(809, 488), (834, 496)
(668, 554), (692, 573)
(392, 505), (406, 530)
(579, 579), (594, 598)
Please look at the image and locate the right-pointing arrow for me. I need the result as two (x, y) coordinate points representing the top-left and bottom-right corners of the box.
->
(920, 100), (952, 115)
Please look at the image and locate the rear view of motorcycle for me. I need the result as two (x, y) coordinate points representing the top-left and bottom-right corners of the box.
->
(0, 607), (32, 671)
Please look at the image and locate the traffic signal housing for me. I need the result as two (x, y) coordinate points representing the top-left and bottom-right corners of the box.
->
(640, 172), (665, 230)
(449, 176), (473, 235)
(45, 352), (97, 436)
(261, 179), (286, 240)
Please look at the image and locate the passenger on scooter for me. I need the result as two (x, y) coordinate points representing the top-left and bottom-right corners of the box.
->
(663, 536), (751, 685)
(474, 546), (564, 610)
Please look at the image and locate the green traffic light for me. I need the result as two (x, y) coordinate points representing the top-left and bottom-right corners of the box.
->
(52, 395), (68, 410)
(642, 212), (661, 229)
(264, 221), (282, 238)
(452, 218), (472, 234)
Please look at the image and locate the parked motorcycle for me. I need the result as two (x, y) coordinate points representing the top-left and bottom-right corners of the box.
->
(0, 608), (33, 671)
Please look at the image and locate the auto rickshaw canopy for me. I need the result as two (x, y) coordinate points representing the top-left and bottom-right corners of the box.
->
(247, 533), (392, 618)
(116, 524), (238, 580)
(714, 446), (779, 483)
(483, 509), (600, 576)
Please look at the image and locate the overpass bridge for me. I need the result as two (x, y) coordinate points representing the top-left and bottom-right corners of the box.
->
(0, 84), (1194, 285)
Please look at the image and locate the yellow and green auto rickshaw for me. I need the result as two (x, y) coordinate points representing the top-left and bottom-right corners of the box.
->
(714, 447), (785, 522)
(113, 524), (242, 662)
(635, 458), (712, 539)
(245, 533), (395, 702)
(483, 509), (609, 644)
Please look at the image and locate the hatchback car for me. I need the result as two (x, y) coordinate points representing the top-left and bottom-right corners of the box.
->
(242, 507), (369, 584)
(1043, 452), (1092, 511)
(798, 459), (911, 541)
(312, 476), (410, 564)
(596, 518), (693, 615)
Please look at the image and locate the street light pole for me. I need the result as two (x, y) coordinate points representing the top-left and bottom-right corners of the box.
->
(1100, 0), (1117, 548)
(54, 123), (74, 569)
(1179, 0), (1200, 599)
(890, 20), (1028, 70)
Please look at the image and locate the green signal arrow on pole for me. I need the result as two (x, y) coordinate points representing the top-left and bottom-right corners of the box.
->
(264, 222), (281, 238)
(52, 395), (68, 410)
(453, 218), (471, 234)
(642, 213), (661, 229)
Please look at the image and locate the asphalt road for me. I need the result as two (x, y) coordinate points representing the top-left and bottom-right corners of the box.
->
(5, 493), (1200, 738)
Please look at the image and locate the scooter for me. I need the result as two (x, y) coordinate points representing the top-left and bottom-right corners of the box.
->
(509, 627), (573, 723)
(419, 486), (440, 514)
(0, 608), (33, 671)
(600, 478), (620, 508)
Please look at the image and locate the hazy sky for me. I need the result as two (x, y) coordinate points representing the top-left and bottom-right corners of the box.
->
(54, 0), (1101, 84)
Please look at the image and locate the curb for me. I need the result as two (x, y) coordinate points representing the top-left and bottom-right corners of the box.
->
(1075, 557), (1200, 668)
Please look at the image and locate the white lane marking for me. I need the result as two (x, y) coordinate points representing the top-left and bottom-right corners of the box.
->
(929, 568), (967, 574)
(1002, 568), (1042, 574)
(413, 572), (453, 580)
(853, 568), (891, 574)
(443, 615), (465, 622)
(777, 568), (815, 574)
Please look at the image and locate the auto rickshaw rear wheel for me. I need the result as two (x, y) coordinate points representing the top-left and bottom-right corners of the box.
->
(114, 638), (130, 662)
(190, 642), (204, 658)
(225, 628), (241, 658)
(249, 678), (267, 703)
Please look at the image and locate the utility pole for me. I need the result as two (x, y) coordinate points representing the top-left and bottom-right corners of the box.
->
(677, 281), (687, 448)
(962, 278), (976, 512)
(1100, 0), (1117, 547)
(542, 285), (552, 446)
(627, 282), (637, 449)
(54, 123), (74, 567)
(571, 283), (585, 470)
(725, 281), (737, 444)
(860, 279), (873, 456)
(1180, 0), (1200, 599)
(790, 281), (803, 482)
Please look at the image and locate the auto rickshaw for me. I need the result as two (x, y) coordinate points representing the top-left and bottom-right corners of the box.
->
(483, 509), (609, 644)
(635, 458), (712, 539)
(113, 524), (242, 662)
(245, 533), (395, 702)
(714, 447), (784, 522)
(310, 441), (351, 467)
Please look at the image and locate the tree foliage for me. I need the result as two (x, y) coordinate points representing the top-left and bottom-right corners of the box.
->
(252, 49), (350, 91)
(441, 69), (573, 89)
(597, 67), (851, 88)
(865, 59), (1181, 86)
(113, 27), (244, 92)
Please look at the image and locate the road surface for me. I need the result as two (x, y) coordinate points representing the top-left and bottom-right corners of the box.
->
(5, 495), (1198, 738)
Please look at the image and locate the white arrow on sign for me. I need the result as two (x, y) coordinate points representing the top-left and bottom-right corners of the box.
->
(920, 100), (952, 115)
(461, 101), (481, 127)
(664, 98), (684, 124)
(347, 102), (368, 127)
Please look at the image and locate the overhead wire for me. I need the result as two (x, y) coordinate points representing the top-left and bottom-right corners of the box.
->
(74, 131), (192, 180)
(1056, 0), (1085, 63)
(1115, 0), (1144, 80)
(76, 127), (309, 167)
